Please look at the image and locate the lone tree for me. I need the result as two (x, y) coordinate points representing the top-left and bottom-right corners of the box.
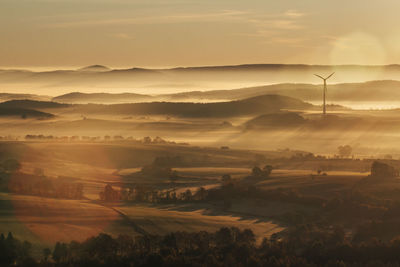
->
(262, 165), (273, 177)
(252, 166), (263, 177)
(338, 145), (352, 158)
(371, 161), (398, 178)
(252, 165), (273, 178)
(221, 174), (232, 186)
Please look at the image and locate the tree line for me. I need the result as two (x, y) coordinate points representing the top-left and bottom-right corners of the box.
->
(99, 184), (207, 203)
(6, 225), (400, 266)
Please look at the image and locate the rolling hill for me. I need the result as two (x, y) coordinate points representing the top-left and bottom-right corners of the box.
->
(52, 92), (153, 104)
(161, 80), (400, 102)
(0, 100), (69, 110)
(0, 100), (66, 118)
(70, 94), (314, 118)
(45, 80), (400, 105)
(0, 107), (54, 118)
(78, 65), (110, 72)
(0, 93), (50, 102)
(0, 95), (313, 118)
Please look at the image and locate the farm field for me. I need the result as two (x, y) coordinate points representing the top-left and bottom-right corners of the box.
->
(116, 203), (284, 243)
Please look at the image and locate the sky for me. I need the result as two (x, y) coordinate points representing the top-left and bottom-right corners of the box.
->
(1, 0), (400, 69)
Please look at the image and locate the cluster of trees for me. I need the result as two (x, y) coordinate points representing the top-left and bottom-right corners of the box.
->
(99, 184), (207, 203)
(139, 156), (185, 181)
(262, 153), (388, 173)
(212, 172), (400, 226)
(337, 145), (353, 158)
(22, 134), (188, 145)
(208, 180), (324, 212)
(7, 173), (84, 199)
(99, 184), (121, 202)
(273, 146), (353, 160)
(25, 135), (57, 140)
(25, 135), (80, 141)
(289, 152), (326, 161)
(141, 136), (187, 145)
(101, 164), (273, 204)
(251, 165), (273, 178)
(370, 161), (398, 178)
(0, 233), (35, 266)
(104, 136), (176, 143)
(140, 164), (177, 179)
(0, 136), (19, 141)
(281, 150), (358, 162)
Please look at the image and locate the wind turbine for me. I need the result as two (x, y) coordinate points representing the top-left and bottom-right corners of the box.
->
(314, 72), (335, 115)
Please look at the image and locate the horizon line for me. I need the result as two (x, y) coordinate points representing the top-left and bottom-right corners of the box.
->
(2, 63), (400, 72)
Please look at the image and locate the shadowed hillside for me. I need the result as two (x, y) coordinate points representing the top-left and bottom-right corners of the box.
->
(245, 112), (307, 129)
(52, 92), (153, 104)
(0, 100), (69, 110)
(161, 80), (400, 103)
(0, 107), (54, 118)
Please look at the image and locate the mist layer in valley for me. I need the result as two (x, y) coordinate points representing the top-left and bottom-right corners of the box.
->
(0, 95), (398, 157)
(3, 64), (400, 111)
(4, 64), (400, 98)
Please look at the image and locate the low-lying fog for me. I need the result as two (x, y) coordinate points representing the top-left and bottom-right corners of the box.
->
(311, 101), (400, 110)
(1, 109), (400, 158)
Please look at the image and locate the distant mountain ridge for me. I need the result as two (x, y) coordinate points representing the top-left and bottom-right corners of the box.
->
(4, 64), (400, 95)
(4, 63), (400, 74)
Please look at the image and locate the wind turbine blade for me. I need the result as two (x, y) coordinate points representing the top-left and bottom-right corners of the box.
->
(326, 72), (335, 80)
(314, 74), (324, 80)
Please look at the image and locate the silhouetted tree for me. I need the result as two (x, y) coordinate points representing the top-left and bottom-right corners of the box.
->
(252, 166), (263, 177)
(221, 174), (232, 186)
(262, 165), (273, 177)
(371, 161), (398, 178)
(195, 187), (207, 201)
(338, 145), (352, 158)
(42, 248), (51, 262)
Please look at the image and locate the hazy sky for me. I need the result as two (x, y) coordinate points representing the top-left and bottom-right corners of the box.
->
(2, 0), (400, 69)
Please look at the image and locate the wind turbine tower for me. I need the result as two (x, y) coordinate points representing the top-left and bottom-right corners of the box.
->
(314, 72), (335, 115)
